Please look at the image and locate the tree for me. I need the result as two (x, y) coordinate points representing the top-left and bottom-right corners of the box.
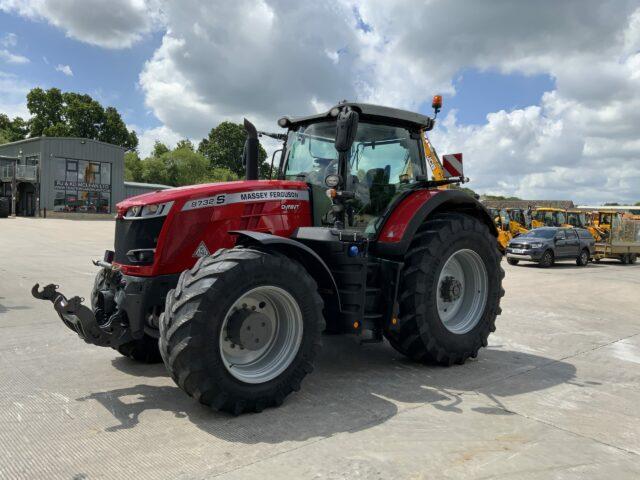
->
(175, 139), (194, 151)
(603, 202), (620, 206)
(152, 141), (170, 157)
(26, 87), (64, 137)
(198, 121), (269, 178)
(0, 114), (28, 144)
(139, 144), (239, 187)
(124, 151), (144, 182)
(635, 202), (640, 206)
(25, 87), (137, 149)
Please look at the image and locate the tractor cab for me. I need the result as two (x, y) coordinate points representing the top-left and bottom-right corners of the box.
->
(275, 103), (434, 235)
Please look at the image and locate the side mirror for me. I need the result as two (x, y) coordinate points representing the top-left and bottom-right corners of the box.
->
(335, 108), (359, 153)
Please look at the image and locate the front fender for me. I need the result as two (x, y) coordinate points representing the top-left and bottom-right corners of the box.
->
(231, 230), (341, 313)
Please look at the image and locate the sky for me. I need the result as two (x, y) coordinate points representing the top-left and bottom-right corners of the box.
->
(0, 0), (639, 204)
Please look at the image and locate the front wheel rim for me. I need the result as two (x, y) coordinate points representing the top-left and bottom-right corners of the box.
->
(436, 249), (489, 334)
(219, 286), (303, 384)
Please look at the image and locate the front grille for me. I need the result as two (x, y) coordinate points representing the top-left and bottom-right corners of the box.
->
(114, 217), (166, 264)
(509, 243), (528, 249)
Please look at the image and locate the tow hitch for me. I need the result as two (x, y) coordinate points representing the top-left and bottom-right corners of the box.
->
(31, 282), (133, 348)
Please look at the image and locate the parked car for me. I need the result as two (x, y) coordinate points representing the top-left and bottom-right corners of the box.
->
(506, 227), (595, 267)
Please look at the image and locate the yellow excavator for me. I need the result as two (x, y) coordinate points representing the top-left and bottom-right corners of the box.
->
(531, 207), (568, 228)
(566, 208), (603, 241)
(505, 208), (530, 234)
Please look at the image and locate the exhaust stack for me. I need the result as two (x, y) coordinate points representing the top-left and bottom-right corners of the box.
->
(243, 118), (259, 181)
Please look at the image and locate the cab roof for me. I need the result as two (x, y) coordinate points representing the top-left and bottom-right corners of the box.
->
(282, 102), (435, 131)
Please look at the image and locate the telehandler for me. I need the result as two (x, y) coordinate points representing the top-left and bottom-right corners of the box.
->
(33, 98), (504, 414)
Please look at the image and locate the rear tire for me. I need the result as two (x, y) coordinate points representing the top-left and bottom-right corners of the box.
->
(384, 213), (504, 365)
(159, 247), (324, 414)
(507, 257), (519, 266)
(576, 248), (589, 266)
(538, 250), (554, 268)
(630, 254), (638, 264)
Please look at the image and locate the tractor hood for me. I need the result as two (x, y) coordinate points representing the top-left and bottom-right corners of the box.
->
(117, 180), (309, 216)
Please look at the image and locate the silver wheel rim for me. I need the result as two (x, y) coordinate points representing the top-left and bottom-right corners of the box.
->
(219, 286), (303, 384)
(436, 249), (489, 334)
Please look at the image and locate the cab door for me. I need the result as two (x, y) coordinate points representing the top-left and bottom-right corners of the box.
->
(554, 229), (570, 257)
(564, 229), (580, 256)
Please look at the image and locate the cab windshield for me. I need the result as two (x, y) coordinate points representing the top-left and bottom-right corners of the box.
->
(282, 120), (424, 233)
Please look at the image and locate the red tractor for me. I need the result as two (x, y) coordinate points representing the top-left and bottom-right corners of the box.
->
(33, 100), (504, 414)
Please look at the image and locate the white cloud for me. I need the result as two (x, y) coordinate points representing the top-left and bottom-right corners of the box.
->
(0, 49), (29, 64)
(1, 32), (18, 47)
(55, 63), (73, 76)
(135, 124), (183, 158)
(4, 0), (639, 202)
(139, 1), (361, 139)
(0, 71), (31, 118)
(0, 0), (164, 49)
(131, 0), (640, 202)
(0, 32), (29, 64)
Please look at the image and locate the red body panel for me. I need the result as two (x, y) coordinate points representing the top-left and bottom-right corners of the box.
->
(377, 189), (441, 243)
(115, 180), (312, 276)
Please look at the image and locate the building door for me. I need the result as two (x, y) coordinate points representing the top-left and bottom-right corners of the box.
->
(17, 182), (36, 216)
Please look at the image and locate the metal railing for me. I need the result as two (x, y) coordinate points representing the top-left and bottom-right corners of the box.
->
(0, 164), (38, 182)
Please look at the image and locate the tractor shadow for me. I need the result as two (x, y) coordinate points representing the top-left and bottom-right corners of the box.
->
(78, 336), (581, 444)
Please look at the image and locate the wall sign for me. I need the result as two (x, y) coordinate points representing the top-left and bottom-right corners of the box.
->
(54, 180), (111, 192)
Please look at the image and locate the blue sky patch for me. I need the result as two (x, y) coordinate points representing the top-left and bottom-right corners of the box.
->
(422, 68), (555, 125)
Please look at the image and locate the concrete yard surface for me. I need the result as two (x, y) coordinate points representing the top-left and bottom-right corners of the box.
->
(1, 217), (639, 479)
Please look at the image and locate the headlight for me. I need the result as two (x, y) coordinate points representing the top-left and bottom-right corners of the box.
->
(125, 201), (174, 219)
(530, 242), (543, 248)
(125, 205), (141, 218)
(325, 174), (341, 188)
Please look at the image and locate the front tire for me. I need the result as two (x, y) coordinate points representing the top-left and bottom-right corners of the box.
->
(507, 257), (519, 265)
(159, 248), (324, 414)
(538, 250), (554, 268)
(384, 213), (504, 365)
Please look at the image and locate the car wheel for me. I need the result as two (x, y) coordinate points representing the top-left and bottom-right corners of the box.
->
(576, 248), (589, 267)
(507, 257), (519, 266)
(538, 250), (554, 268)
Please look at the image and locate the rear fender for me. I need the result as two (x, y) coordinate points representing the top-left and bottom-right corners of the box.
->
(231, 231), (341, 314)
(373, 189), (498, 257)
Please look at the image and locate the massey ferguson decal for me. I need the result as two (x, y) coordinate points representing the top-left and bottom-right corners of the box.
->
(182, 189), (309, 211)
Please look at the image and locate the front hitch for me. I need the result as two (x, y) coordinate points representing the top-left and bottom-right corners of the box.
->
(31, 283), (132, 348)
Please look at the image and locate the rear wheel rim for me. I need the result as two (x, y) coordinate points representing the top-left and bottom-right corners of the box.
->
(581, 251), (588, 264)
(436, 249), (489, 334)
(219, 286), (303, 384)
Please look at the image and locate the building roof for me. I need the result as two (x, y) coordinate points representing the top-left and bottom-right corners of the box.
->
(283, 102), (435, 131)
(0, 136), (127, 151)
(481, 199), (575, 209)
(124, 181), (172, 190)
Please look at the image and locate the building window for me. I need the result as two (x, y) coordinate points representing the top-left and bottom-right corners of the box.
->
(54, 158), (112, 213)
